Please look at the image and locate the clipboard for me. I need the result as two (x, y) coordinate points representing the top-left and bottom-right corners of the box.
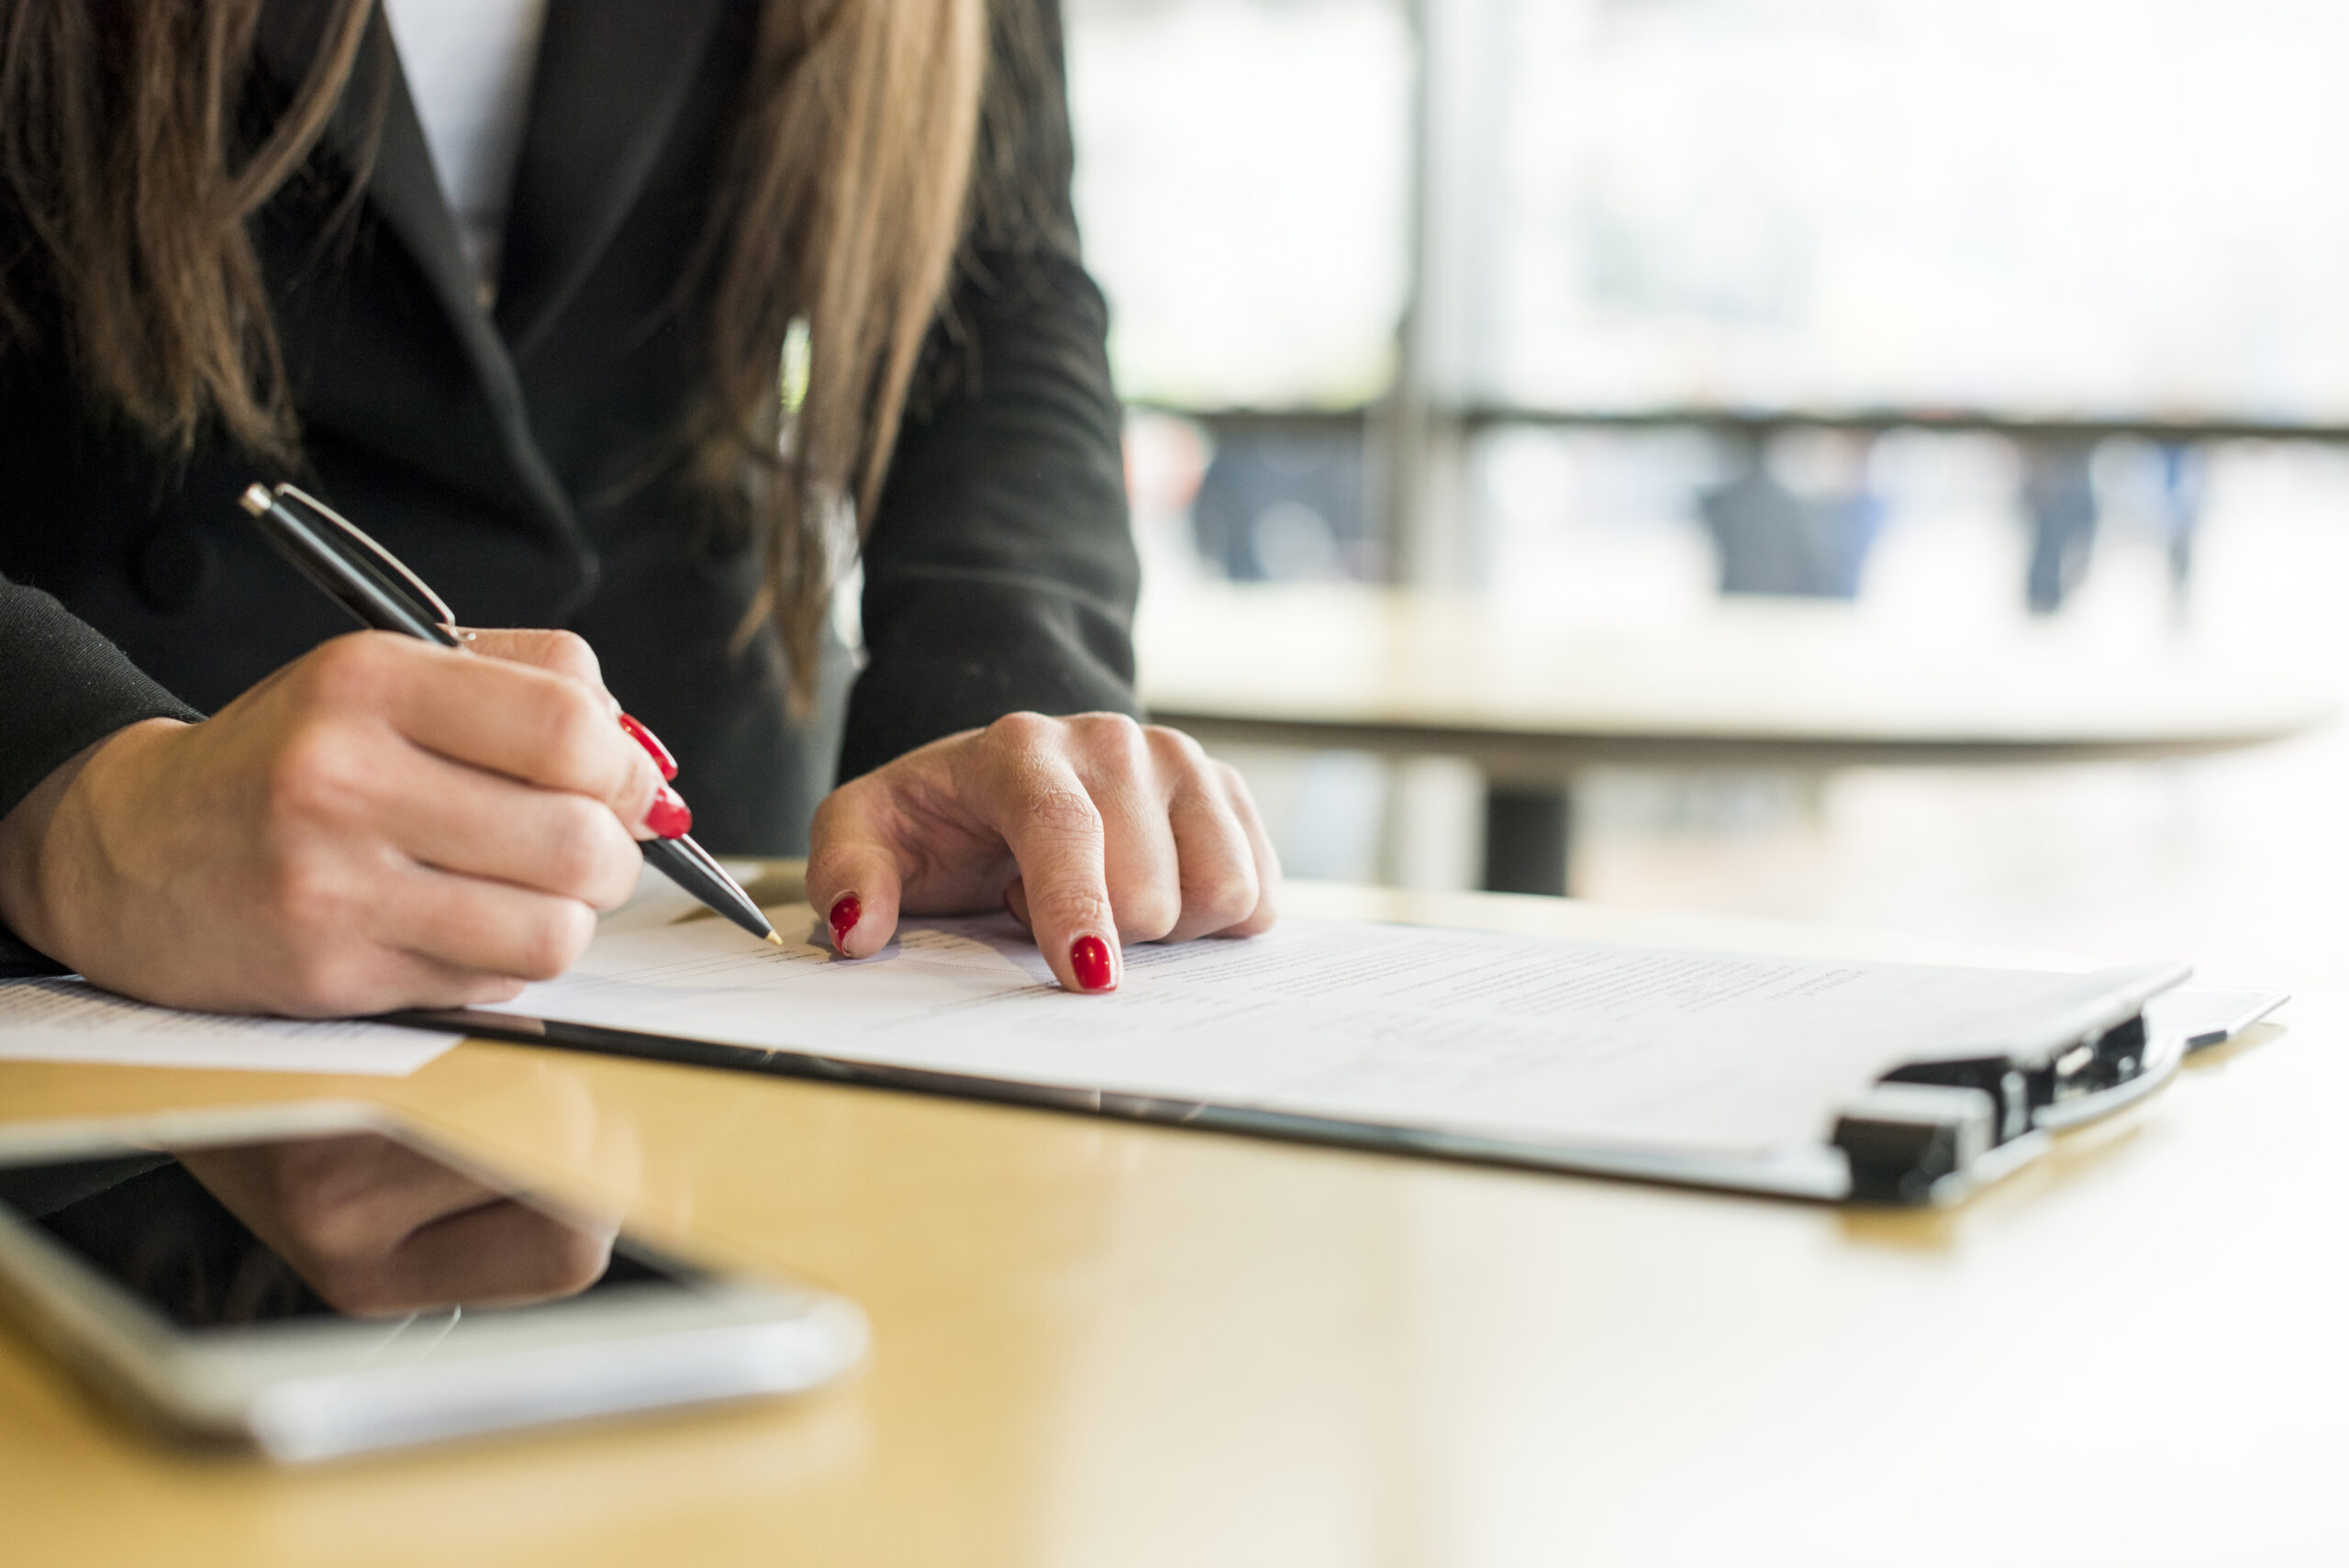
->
(394, 935), (2279, 1208)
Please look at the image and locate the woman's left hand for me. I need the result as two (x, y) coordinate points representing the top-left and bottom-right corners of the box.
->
(178, 1132), (617, 1317)
(806, 713), (1280, 993)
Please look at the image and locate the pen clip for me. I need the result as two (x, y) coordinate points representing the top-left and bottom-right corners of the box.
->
(268, 484), (461, 637)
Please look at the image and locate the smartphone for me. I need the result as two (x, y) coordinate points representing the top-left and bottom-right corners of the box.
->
(0, 1103), (864, 1462)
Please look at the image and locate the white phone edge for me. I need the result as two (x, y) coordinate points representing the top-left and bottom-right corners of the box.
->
(0, 1102), (868, 1462)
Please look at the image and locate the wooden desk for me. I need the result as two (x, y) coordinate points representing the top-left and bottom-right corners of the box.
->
(1136, 584), (2335, 892)
(3, 878), (2343, 1567)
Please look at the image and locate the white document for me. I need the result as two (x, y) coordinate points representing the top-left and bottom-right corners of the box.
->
(0, 978), (459, 1077)
(2143, 984), (2288, 1051)
(483, 910), (2175, 1157)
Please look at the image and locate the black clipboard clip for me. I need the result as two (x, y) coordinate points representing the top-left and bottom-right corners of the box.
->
(1829, 968), (2227, 1206)
(1833, 982), (2289, 1206)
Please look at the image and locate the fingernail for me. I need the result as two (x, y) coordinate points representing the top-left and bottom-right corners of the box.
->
(1069, 934), (1116, 993)
(644, 782), (692, 840)
(829, 894), (861, 951)
(618, 712), (678, 781)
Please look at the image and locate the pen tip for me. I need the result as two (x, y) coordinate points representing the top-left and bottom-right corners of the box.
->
(765, 930), (785, 947)
(239, 484), (273, 517)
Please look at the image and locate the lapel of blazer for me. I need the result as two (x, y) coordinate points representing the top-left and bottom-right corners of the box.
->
(257, 6), (509, 414)
(254, 3), (592, 590)
(493, 0), (730, 358)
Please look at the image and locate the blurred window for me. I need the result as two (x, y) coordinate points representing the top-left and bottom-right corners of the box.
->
(1065, 0), (1413, 408)
(1460, 0), (2349, 422)
(1074, 0), (2349, 426)
(1065, 0), (2349, 603)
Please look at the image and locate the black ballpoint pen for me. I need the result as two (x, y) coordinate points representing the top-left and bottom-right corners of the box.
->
(238, 482), (783, 947)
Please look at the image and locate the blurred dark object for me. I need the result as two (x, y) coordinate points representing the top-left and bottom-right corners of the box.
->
(2157, 441), (2206, 617)
(1697, 437), (1884, 598)
(1484, 787), (1571, 897)
(1190, 421), (1375, 582)
(2024, 439), (2100, 614)
(38, 1161), (329, 1329)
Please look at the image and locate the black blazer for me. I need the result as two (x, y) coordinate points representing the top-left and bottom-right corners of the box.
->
(0, 0), (1137, 880)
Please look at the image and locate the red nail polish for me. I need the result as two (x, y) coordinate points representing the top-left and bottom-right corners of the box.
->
(644, 782), (692, 840)
(1069, 934), (1115, 992)
(829, 894), (861, 951)
(618, 712), (678, 780)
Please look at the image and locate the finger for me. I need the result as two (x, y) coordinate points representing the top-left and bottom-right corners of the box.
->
(251, 941), (525, 1018)
(377, 745), (643, 909)
(373, 1201), (616, 1313)
(461, 628), (618, 712)
(377, 863), (601, 984)
(1078, 722), (1184, 944)
(1162, 774), (1262, 942)
(976, 718), (1118, 993)
(462, 628), (678, 784)
(1216, 763), (1283, 937)
(373, 953), (529, 1011)
(1004, 875), (1032, 935)
(178, 1135), (495, 1267)
(313, 636), (662, 831)
(804, 780), (907, 958)
(262, 1135), (505, 1254)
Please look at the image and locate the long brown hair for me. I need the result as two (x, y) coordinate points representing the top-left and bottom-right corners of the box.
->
(0, 0), (996, 702)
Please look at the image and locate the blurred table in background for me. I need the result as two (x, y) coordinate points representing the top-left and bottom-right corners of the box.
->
(1136, 584), (2336, 894)
(5, 871), (2344, 1566)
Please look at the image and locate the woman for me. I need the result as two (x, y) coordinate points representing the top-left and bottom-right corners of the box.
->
(0, 0), (1277, 1013)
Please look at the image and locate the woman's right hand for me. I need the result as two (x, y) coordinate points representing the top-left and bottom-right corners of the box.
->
(178, 1132), (617, 1316)
(0, 628), (668, 1017)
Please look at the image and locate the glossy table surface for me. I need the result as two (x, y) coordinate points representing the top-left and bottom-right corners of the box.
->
(1135, 583), (2335, 778)
(2, 873), (2343, 1566)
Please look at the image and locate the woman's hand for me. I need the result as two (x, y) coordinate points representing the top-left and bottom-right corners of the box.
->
(178, 1132), (617, 1317)
(806, 712), (1280, 992)
(0, 629), (670, 1017)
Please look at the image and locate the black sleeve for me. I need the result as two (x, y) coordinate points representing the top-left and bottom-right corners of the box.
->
(0, 573), (203, 975)
(836, 0), (1139, 782)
